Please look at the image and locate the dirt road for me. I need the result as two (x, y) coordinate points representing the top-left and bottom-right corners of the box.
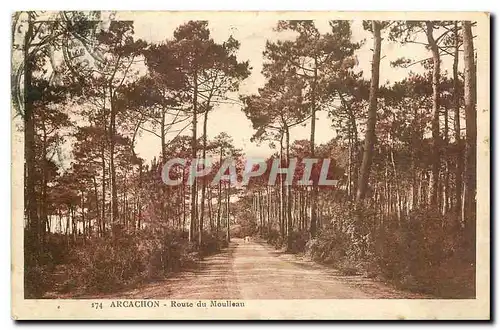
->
(101, 238), (425, 299)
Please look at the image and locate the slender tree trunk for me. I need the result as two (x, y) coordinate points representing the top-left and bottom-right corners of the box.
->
(189, 70), (198, 242)
(426, 21), (441, 207)
(453, 22), (464, 221)
(347, 136), (352, 199)
(257, 191), (261, 234)
(309, 59), (319, 238)
(453, 21), (464, 220)
(123, 172), (128, 230)
(199, 106), (209, 247)
(92, 175), (100, 237)
(65, 206), (70, 244)
(339, 94), (360, 198)
(160, 111), (168, 223)
(109, 88), (119, 230)
(412, 105), (419, 210)
(71, 206), (76, 241)
(285, 126), (293, 251)
(390, 141), (402, 223)
(207, 187), (213, 232)
(100, 102), (107, 236)
(181, 169), (186, 231)
(24, 19), (40, 260)
(443, 66), (450, 214)
(40, 128), (49, 243)
(216, 146), (223, 237)
(356, 20), (381, 204)
(279, 133), (285, 239)
(463, 21), (477, 234)
(267, 186), (271, 233)
(226, 182), (230, 242)
(81, 190), (86, 242)
(137, 164), (142, 231)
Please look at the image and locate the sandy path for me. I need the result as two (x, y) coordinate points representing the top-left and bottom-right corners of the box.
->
(90, 238), (425, 299)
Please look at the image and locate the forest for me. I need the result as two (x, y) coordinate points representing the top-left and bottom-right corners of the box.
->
(12, 12), (477, 299)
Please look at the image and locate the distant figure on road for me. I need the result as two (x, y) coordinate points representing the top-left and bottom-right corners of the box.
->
(244, 236), (251, 243)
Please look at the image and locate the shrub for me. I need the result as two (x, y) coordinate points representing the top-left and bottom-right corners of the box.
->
(305, 227), (354, 266)
(71, 235), (146, 292)
(301, 204), (475, 297)
(139, 231), (194, 279)
(43, 234), (71, 265)
(229, 224), (243, 238)
(372, 207), (476, 297)
(24, 264), (52, 299)
(25, 227), (230, 297)
(198, 232), (226, 256)
(68, 230), (206, 293)
(287, 231), (309, 253)
(266, 229), (284, 248)
(24, 229), (56, 298)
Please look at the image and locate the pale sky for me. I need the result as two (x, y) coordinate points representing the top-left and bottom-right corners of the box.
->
(115, 12), (461, 163)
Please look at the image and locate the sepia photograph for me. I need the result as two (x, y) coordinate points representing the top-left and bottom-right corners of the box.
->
(10, 11), (490, 320)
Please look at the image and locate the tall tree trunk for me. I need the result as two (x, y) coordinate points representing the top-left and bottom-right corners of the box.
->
(412, 105), (420, 210)
(443, 62), (450, 214)
(279, 133), (285, 239)
(199, 106), (209, 247)
(137, 164), (143, 231)
(267, 186), (272, 233)
(81, 190), (86, 242)
(425, 21), (441, 207)
(285, 126), (293, 251)
(101, 147), (106, 235)
(347, 136), (352, 198)
(92, 175), (100, 237)
(100, 99), (107, 236)
(226, 183), (230, 242)
(189, 70), (198, 242)
(216, 146), (223, 237)
(257, 190), (263, 235)
(160, 110), (168, 223)
(356, 20), (381, 204)
(309, 59), (319, 238)
(160, 111), (166, 160)
(181, 169), (186, 231)
(462, 21), (477, 233)
(24, 19), (40, 260)
(109, 88), (119, 230)
(339, 92), (360, 199)
(40, 127), (49, 243)
(453, 21), (464, 219)
(390, 140), (402, 223)
(207, 187), (213, 232)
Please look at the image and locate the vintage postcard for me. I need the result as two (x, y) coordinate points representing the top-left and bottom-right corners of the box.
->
(11, 11), (490, 320)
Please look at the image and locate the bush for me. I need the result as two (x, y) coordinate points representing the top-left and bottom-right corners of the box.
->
(43, 234), (71, 265)
(24, 264), (52, 299)
(229, 224), (243, 238)
(372, 207), (475, 297)
(24, 229), (56, 298)
(301, 205), (474, 297)
(287, 231), (309, 253)
(70, 235), (146, 292)
(198, 232), (227, 256)
(266, 229), (284, 248)
(305, 227), (354, 267)
(262, 229), (309, 253)
(139, 230), (194, 279)
(25, 227), (230, 297)
(67, 229), (226, 293)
